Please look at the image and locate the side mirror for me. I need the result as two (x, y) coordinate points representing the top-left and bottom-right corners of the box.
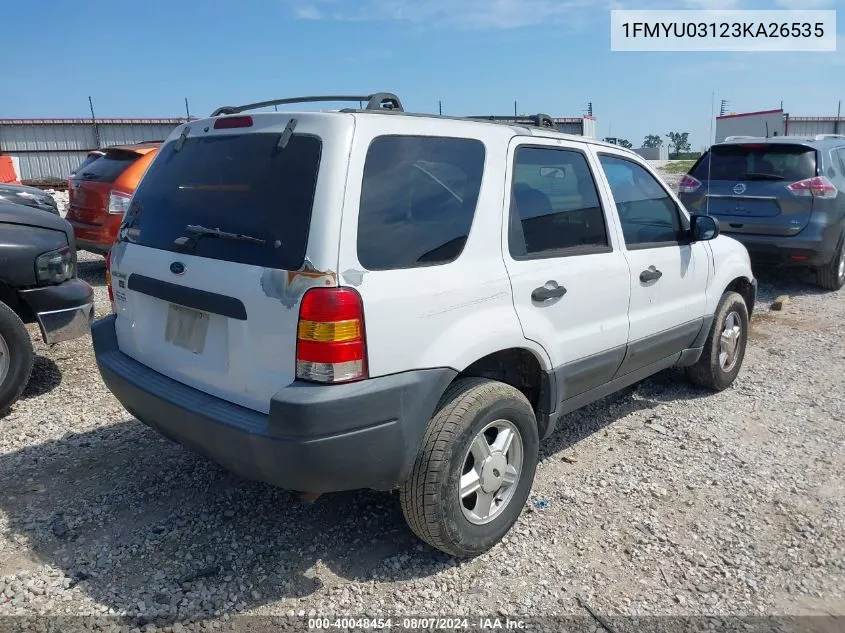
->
(690, 214), (720, 241)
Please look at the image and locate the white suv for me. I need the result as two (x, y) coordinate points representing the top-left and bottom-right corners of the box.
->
(92, 93), (757, 557)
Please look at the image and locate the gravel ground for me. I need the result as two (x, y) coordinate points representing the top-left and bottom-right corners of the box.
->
(0, 188), (843, 626)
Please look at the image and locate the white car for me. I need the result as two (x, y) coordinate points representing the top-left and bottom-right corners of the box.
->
(92, 93), (756, 557)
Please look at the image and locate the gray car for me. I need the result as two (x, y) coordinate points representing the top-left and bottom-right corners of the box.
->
(679, 134), (845, 290)
(0, 183), (59, 215)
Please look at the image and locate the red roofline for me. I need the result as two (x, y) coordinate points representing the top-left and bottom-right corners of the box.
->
(716, 109), (783, 120)
(0, 118), (188, 125)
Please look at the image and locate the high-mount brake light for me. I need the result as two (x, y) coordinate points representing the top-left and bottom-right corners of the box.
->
(213, 116), (254, 129)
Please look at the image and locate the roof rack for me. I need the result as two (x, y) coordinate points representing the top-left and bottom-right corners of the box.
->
(210, 93), (403, 117)
(465, 113), (557, 129)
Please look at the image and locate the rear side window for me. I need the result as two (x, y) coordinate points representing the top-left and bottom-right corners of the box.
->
(121, 133), (322, 270)
(357, 136), (485, 271)
(74, 150), (138, 183)
(509, 146), (609, 258)
(691, 144), (817, 182)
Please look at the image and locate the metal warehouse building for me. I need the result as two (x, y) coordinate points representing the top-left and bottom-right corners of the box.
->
(0, 118), (187, 184)
(715, 109), (845, 143)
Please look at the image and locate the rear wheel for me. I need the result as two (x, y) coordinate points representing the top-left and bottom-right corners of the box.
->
(399, 378), (539, 558)
(686, 291), (748, 392)
(0, 302), (34, 416)
(816, 237), (845, 291)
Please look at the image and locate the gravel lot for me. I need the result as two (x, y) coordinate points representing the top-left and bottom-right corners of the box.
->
(1, 185), (843, 626)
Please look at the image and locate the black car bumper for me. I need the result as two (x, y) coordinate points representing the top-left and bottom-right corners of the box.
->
(727, 232), (837, 268)
(17, 278), (94, 345)
(91, 315), (456, 493)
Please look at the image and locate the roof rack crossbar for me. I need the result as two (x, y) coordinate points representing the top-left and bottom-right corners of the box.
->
(464, 113), (557, 128)
(210, 93), (403, 116)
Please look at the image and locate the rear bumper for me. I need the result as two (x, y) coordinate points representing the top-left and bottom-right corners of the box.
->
(724, 231), (839, 267)
(74, 239), (111, 255)
(17, 278), (94, 344)
(68, 217), (119, 254)
(91, 315), (456, 493)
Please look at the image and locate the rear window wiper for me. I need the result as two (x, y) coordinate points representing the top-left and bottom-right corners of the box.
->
(739, 172), (785, 181)
(173, 224), (266, 250)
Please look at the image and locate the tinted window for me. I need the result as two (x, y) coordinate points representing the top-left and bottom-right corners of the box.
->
(357, 136), (485, 270)
(121, 133), (321, 270)
(509, 147), (608, 258)
(74, 150), (138, 183)
(600, 155), (683, 247)
(690, 144), (817, 182)
(70, 153), (103, 177)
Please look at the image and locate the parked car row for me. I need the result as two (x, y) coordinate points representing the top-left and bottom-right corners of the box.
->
(3, 93), (843, 558)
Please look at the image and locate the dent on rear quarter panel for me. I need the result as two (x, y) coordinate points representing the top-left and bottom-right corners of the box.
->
(260, 256), (338, 309)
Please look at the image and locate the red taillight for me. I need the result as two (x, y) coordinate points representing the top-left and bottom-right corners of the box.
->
(296, 288), (367, 384)
(213, 115), (253, 129)
(678, 174), (703, 193)
(105, 249), (114, 310)
(786, 176), (838, 199)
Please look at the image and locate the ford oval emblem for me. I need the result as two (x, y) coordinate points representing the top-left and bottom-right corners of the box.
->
(170, 261), (186, 275)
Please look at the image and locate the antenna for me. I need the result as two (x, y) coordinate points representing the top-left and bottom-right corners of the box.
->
(765, 121), (770, 138)
(706, 91), (715, 216)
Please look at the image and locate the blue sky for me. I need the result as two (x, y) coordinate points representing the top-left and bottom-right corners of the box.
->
(2, 0), (841, 148)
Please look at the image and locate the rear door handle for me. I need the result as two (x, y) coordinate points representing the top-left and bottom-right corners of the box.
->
(532, 281), (567, 302)
(639, 266), (663, 283)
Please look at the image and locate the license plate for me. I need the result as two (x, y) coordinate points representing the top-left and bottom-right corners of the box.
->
(165, 304), (209, 354)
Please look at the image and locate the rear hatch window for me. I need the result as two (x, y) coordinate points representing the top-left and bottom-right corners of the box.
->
(73, 150), (140, 183)
(691, 144), (817, 182)
(121, 133), (322, 270)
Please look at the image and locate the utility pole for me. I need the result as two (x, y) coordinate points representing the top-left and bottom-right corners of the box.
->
(88, 96), (101, 149)
(514, 101), (517, 118)
(719, 99), (730, 117)
(185, 98), (191, 120)
(439, 100), (442, 116)
(836, 100), (842, 134)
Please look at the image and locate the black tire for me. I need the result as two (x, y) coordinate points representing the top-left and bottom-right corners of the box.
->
(685, 291), (748, 392)
(816, 235), (845, 291)
(399, 378), (539, 558)
(0, 301), (34, 416)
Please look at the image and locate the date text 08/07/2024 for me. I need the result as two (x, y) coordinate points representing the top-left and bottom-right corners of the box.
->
(308, 617), (528, 630)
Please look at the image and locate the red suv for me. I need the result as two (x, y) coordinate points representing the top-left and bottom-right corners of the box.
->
(66, 142), (160, 255)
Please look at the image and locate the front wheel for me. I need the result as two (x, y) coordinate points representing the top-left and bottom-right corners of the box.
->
(400, 378), (539, 558)
(685, 291), (748, 392)
(0, 301), (34, 416)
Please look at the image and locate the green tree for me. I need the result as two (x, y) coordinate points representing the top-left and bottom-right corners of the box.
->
(618, 139), (633, 149)
(666, 132), (692, 156)
(643, 134), (663, 148)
